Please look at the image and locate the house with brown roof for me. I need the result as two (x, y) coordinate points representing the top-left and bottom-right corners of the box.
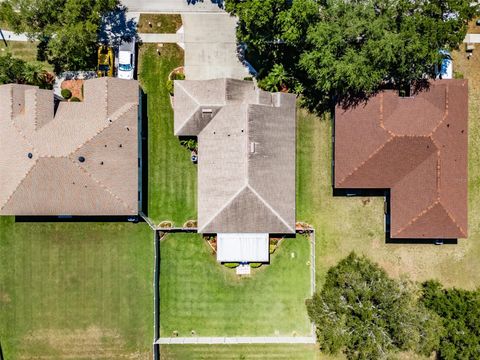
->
(334, 79), (468, 239)
(174, 78), (296, 262)
(0, 77), (140, 216)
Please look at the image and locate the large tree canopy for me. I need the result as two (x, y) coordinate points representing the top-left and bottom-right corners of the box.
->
(226, 0), (478, 112)
(307, 253), (442, 359)
(421, 281), (480, 359)
(0, 0), (119, 72)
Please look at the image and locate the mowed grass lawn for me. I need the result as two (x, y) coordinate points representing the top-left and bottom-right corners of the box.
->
(160, 233), (311, 337)
(297, 54), (480, 289)
(0, 218), (153, 359)
(0, 41), (53, 71)
(160, 344), (324, 360)
(138, 43), (197, 226)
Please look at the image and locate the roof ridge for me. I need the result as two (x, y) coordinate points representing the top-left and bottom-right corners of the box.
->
(67, 102), (136, 157)
(175, 81), (201, 133)
(378, 92), (397, 137)
(428, 85), (449, 137)
(70, 159), (135, 214)
(1, 159), (39, 211)
(337, 136), (394, 187)
(247, 184), (295, 233)
(198, 184), (248, 233)
(438, 200), (467, 237)
(392, 200), (439, 237)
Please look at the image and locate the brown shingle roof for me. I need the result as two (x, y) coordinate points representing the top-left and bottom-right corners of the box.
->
(174, 79), (296, 234)
(0, 78), (139, 216)
(335, 80), (468, 239)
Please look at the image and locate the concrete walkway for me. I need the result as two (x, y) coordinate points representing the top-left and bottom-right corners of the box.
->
(155, 336), (316, 345)
(464, 33), (480, 43)
(138, 33), (183, 43)
(0, 30), (29, 42)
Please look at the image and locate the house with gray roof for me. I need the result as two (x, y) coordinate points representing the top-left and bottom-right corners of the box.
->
(174, 78), (296, 262)
(0, 77), (140, 216)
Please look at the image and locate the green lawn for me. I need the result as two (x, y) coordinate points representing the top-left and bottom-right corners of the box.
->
(159, 233), (311, 337)
(137, 14), (182, 34)
(0, 41), (53, 71)
(160, 344), (326, 360)
(0, 218), (153, 359)
(138, 43), (197, 226)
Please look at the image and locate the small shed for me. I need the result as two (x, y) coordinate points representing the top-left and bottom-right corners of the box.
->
(216, 233), (269, 263)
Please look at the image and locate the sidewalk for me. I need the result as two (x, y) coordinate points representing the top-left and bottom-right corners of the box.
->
(155, 336), (316, 345)
(0, 30), (29, 42)
(138, 33), (183, 43)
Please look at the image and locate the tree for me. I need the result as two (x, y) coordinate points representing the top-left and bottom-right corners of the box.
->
(307, 253), (442, 359)
(300, 0), (478, 112)
(0, 0), (119, 72)
(226, 0), (478, 113)
(0, 53), (52, 88)
(225, 0), (318, 81)
(421, 281), (480, 359)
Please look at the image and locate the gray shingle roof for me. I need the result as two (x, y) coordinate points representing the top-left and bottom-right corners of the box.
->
(174, 79), (296, 233)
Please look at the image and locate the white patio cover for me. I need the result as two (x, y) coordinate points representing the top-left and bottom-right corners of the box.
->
(216, 233), (269, 262)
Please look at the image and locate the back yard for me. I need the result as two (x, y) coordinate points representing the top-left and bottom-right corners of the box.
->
(0, 218), (153, 359)
(159, 233), (311, 337)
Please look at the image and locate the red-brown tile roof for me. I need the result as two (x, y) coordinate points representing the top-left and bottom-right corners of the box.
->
(335, 80), (468, 239)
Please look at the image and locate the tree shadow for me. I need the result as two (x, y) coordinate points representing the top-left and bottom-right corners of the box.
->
(98, 5), (138, 47)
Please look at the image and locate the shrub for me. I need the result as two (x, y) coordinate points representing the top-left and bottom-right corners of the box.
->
(223, 262), (239, 268)
(180, 138), (198, 151)
(269, 244), (276, 254)
(250, 262), (262, 268)
(171, 72), (185, 80)
(61, 88), (72, 99)
(70, 96), (80, 102)
(166, 79), (174, 95)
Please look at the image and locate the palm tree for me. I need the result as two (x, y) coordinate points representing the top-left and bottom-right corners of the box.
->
(22, 62), (44, 86)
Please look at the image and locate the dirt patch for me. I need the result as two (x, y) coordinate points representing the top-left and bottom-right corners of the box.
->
(61, 80), (84, 101)
(0, 291), (11, 303)
(20, 326), (149, 359)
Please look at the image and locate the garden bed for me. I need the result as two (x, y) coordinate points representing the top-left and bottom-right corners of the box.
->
(61, 79), (84, 101)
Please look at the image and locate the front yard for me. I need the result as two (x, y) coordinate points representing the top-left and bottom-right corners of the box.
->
(159, 233), (311, 337)
(0, 218), (153, 359)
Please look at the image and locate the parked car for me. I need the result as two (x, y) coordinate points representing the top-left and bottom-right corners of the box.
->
(97, 46), (114, 77)
(117, 39), (135, 80)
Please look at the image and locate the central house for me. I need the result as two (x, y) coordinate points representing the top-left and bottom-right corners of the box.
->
(174, 78), (296, 263)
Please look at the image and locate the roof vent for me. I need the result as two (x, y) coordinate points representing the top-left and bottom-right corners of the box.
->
(27, 153), (33, 159)
(78, 156), (86, 163)
(202, 108), (213, 114)
(250, 142), (255, 153)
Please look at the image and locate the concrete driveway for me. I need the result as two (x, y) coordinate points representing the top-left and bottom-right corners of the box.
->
(182, 13), (249, 80)
(122, 0), (224, 13)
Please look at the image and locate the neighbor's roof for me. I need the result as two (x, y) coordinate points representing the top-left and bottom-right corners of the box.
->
(335, 79), (468, 239)
(0, 78), (139, 216)
(174, 78), (296, 233)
